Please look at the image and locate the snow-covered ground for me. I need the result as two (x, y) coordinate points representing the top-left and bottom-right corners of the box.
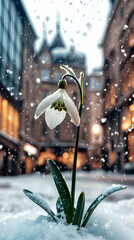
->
(0, 171), (134, 240)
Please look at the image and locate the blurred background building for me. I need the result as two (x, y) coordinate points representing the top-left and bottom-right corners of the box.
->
(0, 0), (134, 175)
(0, 0), (40, 175)
(102, 0), (134, 173)
(0, 0), (24, 175)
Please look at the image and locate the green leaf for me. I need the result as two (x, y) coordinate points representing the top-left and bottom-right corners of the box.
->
(73, 192), (85, 227)
(81, 184), (127, 227)
(60, 65), (76, 77)
(48, 159), (72, 223)
(56, 197), (65, 219)
(23, 189), (58, 222)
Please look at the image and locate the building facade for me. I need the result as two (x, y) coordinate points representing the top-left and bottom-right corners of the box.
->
(0, 0), (23, 175)
(102, 0), (134, 172)
(0, 0), (40, 175)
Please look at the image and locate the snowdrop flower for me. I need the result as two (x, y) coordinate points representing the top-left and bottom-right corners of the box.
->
(34, 79), (80, 129)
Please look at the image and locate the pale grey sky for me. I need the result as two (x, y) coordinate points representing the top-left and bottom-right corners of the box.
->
(22, 0), (111, 74)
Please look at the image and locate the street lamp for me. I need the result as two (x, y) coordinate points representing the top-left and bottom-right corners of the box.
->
(24, 143), (37, 155)
(92, 123), (101, 135)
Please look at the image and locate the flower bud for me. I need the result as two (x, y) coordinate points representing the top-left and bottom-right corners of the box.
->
(58, 79), (67, 89)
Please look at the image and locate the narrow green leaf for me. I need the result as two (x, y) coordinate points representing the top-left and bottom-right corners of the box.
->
(80, 72), (84, 105)
(60, 65), (76, 77)
(23, 189), (58, 222)
(73, 192), (85, 227)
(81, 184), (127, 227)
(48, 159), (72, 223)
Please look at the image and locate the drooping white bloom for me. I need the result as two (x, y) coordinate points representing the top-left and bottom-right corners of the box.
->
(34, 87), (80, 129)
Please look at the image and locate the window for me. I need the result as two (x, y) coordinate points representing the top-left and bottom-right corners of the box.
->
(0, 95), (2, 129)
(41, 53), (51, 64)
(55, 125), (60, 139)
(2, 98), (8, 133)
(8, 104), (14, 137)
(42, 122), (47, 136)
(110, 83), (115, 105)
(53, 71), (61, 81)
(105, 90), (110, 110)
(0, 23), (3, 44)
(25, 115), (29, 135)
(11, 3), (16, 25)
(120, 6), (124, 19)
(44, 90), (48, 98)
(124, 74), (131, 93)
(14, 110), (20, 139)
(0, 97), (20, 139)
(41, 69), (50, 82)
(89, 77), (102, 90)
(4, 6), (8, 31)
(129, 30), (134, 48)
(128, 131), (134, 162)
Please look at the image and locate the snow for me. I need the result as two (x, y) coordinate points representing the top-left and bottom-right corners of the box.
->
(102, 184), (127, 197)
(60, 65), (77, 78)
(0, 171), (134, 240)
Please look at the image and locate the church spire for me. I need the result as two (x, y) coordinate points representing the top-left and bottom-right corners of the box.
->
(50, 13), (65, 50)
(42, 22), (47, 41)
(56, 12), (60, 32)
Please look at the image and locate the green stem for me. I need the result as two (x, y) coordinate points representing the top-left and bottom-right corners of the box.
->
(71, 103), (83, 217)
(63, 72), (84, 220)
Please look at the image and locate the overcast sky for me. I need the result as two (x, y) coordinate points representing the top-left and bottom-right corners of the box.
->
(22, 0), (111, 74)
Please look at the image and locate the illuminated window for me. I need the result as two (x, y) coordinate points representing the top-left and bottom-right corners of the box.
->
(130, 64), (134, 88)
(8, 104), (14, 136)
(0, 96), (2, 130)
(121, 108), (132, 131)
(124, 75), (131, 93)
(2, 98), (8, 133)
(14, 110), (19, 139)
(128, 131), (134, 162)
(105, 91), (110, 110)
(0, 95), (2, 118)
(129, 33), (134, 48)
(0, 97), (20, 139)
(111, 84), (115, 105)
(26, 156), (33, 174)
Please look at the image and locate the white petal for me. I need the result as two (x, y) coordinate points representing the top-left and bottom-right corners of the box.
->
(62, 90), (80, 126)
(45, 107), (66, 129)
(34, 89), (61, 119)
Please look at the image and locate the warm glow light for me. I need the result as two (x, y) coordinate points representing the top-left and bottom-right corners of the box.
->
(129, 103), (134, 111)
(24, 143), (37, 155)
(92, 124), (101, 134)
(63, 152), (68, 158)
(122, 119), (132, 131)
(129, 34), (134, 47)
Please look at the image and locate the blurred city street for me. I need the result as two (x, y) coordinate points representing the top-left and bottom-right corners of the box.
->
(0, 0), (134, 239)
